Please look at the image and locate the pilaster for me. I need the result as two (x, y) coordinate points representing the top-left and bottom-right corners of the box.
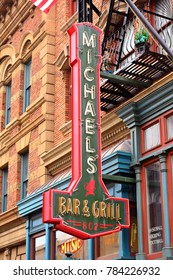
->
(134, 164), (146, 260)
(159, 152), (173, 259)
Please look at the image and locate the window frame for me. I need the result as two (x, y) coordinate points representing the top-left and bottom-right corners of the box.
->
(141, 109), (173, 156)
(20, 150), (29, 199)
(23, 59), (31, 112)
(141, 118), (162, 155)
(5, 82), (11, 126)
(141, 158), (163, 259)
(167, 151), (173, 246)
(1, 167), (8, 212)
(164, 111), (173, 143)
(30, 231), (46, 260)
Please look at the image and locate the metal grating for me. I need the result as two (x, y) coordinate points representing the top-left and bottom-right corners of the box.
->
(100, 50), (173, 111)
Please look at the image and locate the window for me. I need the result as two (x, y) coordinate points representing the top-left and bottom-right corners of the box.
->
(153, 0), (172, 53)
(35, 235), (46, 260)
(96, 232), (120, 259)
(5, 82), (11, 125)
(1, 167), (8, 212)
(166, 114), (173, 140)
(55, 231), (88, 260)
(21, 151), (29, 199)
(145, 161), (163, 254)
(144, 122), (160, 151)
(31, 233), (46, 260)
(130, 206), (138, 255)
(23, 59), (31, 112)
(94, 181), (136, 259)
(154, 0), (172, 27)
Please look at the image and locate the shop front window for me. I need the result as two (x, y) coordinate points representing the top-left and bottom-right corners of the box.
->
(55, 231), (88, 260)
(146, 161), (163, 253)
(31, 233), (46, 260)
(130, 206), (138, 255)
(97, 232), (119, 259)
(166, 114), (173, 140)
(144, 123), (160, 151)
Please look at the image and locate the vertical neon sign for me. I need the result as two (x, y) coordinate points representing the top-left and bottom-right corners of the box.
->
(43, 23), (130, 239)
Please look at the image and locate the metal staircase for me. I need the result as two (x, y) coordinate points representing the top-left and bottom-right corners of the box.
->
(77, 0), (173, 112)
(100, 0), (173, 111)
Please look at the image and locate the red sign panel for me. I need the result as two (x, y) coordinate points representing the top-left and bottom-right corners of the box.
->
(43, 23), (130, 239)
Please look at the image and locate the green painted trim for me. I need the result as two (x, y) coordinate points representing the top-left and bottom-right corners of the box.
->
(117, 80), (173, 128)
(103, 174), (136, 184)
(100, 71), (152, 88)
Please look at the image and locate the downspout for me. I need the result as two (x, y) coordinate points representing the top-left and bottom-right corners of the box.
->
(123, 0), (173, 60)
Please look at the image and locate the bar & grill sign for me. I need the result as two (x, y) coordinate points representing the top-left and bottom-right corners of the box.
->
(43, 23), (130, 239)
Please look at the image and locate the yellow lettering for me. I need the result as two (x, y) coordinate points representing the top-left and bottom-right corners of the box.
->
(66, 198), (73, 215)
(58, 197), (66, 215)
(99, 201), (106, 218)
(116, 203), (121, 221)
(106, 203), (111, 218)
(77, 239), (81, 249)
(92, 201), (99, 218)
(71, 239), (77, 252)
(110, 203), (115, 220)
(60, 242), (66, 254)
(73, 199), (80, 215)
(82, 200), (90, 217)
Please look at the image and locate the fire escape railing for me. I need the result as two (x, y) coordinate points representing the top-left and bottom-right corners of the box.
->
(101, 10), (173, 72)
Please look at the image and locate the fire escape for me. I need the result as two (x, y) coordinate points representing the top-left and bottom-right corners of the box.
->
(78, 0), (173, 111)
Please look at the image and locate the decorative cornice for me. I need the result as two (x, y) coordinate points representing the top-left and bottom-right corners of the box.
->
(41, 72), (173, 175)
(117, 78), (173, 128)
(60, 12), (78, 33)
(41, 138), (72, 167)
(0, 0), (14, 17)
(102, 123), (129, 148)
(116, 72), (173, 112)
(42, 109), (130, 174)
(48, 154), (72, 175)
(0, 1), (35, 46)
(59, 120), (72, 135)
(54, 45), (70, 70)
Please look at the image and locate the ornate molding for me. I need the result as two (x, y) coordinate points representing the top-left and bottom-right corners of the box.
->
(102, 123), (129, 148)
(59, 120), (72, 135)
(0, 1), (14, 17)
(0, 1), (35, 46)
(60, 12), (78, 33)
(54, 45), (70, 70)
(48, 154), (72, 176)
(41, 138), (72, 167)
(42, 109), (130, 174)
